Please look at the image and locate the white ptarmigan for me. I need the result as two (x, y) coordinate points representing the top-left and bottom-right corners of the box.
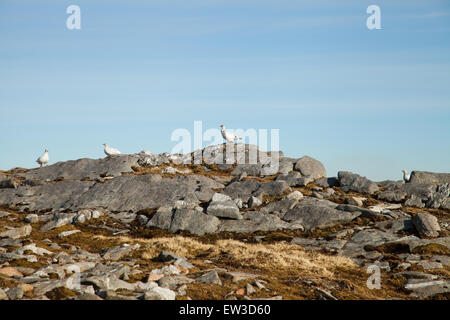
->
(103, 143), (121, 157)
(402, 170), (411, 183)
(36, 149), (49, 167)
(220, 124), (242, 142)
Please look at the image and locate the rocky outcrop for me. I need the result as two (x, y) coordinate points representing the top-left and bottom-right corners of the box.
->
(338, 171), (379, 195)
(409, 171), (450, 185)
(0, 144), (449, 300)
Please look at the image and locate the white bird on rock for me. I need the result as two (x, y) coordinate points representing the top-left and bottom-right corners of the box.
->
(220, 124), (242, 142)
(36, 149), (49, 167)
(402, 170), (411, 183)
(103, 143), (121, 157)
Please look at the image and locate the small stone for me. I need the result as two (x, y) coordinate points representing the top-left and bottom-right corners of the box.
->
(6, 287), (24, 300)
(248, 196), (263, 208)
(144, 287), (176, 300)
(0, 267), (23, 278)
(285, 191), (303, 201)
(151, 265), (180, 276)
(417, 260), (443, 270)
(24, 214), (39, 223)
(147, 274), (165, 282)
(0, 225), (32, 239)
(195, 270), (222, 285)
(246, 283), (256, 295)
(346, 196), (364, 207)
(58, 230), (81, 238)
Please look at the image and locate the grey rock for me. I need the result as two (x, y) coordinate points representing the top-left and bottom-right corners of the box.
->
(170, 208), (220, 235)
(21, 155), (140, 180)
(107, 211), (137, 224)
(218, 211), (291, 233)
(231, 164), (262, 177)
(0, 211), (11, 218)
(278, 157), (296, 175)
(40, 213), (77, 232)
(146, 207), (173, 230)
(341, 229), (400, 258)
(0, 176), (19, 189)
(6, 287), (24, 300)
(426, 183), (450, 209)
(375, 218), (414, 234)
(260, 197), (298, 217)
(404, 195), (425, 208)
(157, 275), (194, 290)
(207, 193), (242, 220)
(315, 177), (339, 188)
(24, 214), (39, 223)
(283, 198), (360, 231)
(394, 271), (438, 280)
(409, 171), (450, 185)
(144, 287), (176, 300)
(405, 279), (450, 298)
(338, 171), (379, 195)
(275, 172), (311, 187)
(294, 156), (326, 180)
(102, 243), (140, 261)
(195, 270), (222, 285)
(0, 224), (32, 239)
(431, 255), (450, 266)
(417, 260), (443, 270)
(248, 196), (263, 208)
(222, 180), (261, 202)
(255, 180), (290, 197)
(412, 212), (441, 238)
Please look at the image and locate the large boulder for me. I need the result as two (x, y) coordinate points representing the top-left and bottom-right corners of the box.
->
(294, 156), (326, 180)
(222, 180), (261, 202)
(412, 212), (441, 238)
(338, 171), (379, 195)
(282, 198), (360, 231)
(170, 208), (220, 236)
(0, 174), (223, 213)
(409, 171), (450, 185)
(206, 193), (242, 220)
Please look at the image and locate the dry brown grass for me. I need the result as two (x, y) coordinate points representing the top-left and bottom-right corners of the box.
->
(93, 234), (354, 278)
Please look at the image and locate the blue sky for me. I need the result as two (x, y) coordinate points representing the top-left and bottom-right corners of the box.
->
(1, 0), (449, 181)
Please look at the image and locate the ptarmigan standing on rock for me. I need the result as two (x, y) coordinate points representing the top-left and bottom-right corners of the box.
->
(402, 170), (411, 183)
(36, 149), (49, 167)
(103, 143), (121, 157)
(220, 124), (242, 142)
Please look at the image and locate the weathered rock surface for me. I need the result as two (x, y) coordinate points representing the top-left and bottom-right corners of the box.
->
(338, 171), (379, 195)
(412, 213), (441, 238)
(409, 171), (450, 185)
(207, 193), (242, 220)
(283, 198), (360, 231)
(294, 156), (326, 180)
